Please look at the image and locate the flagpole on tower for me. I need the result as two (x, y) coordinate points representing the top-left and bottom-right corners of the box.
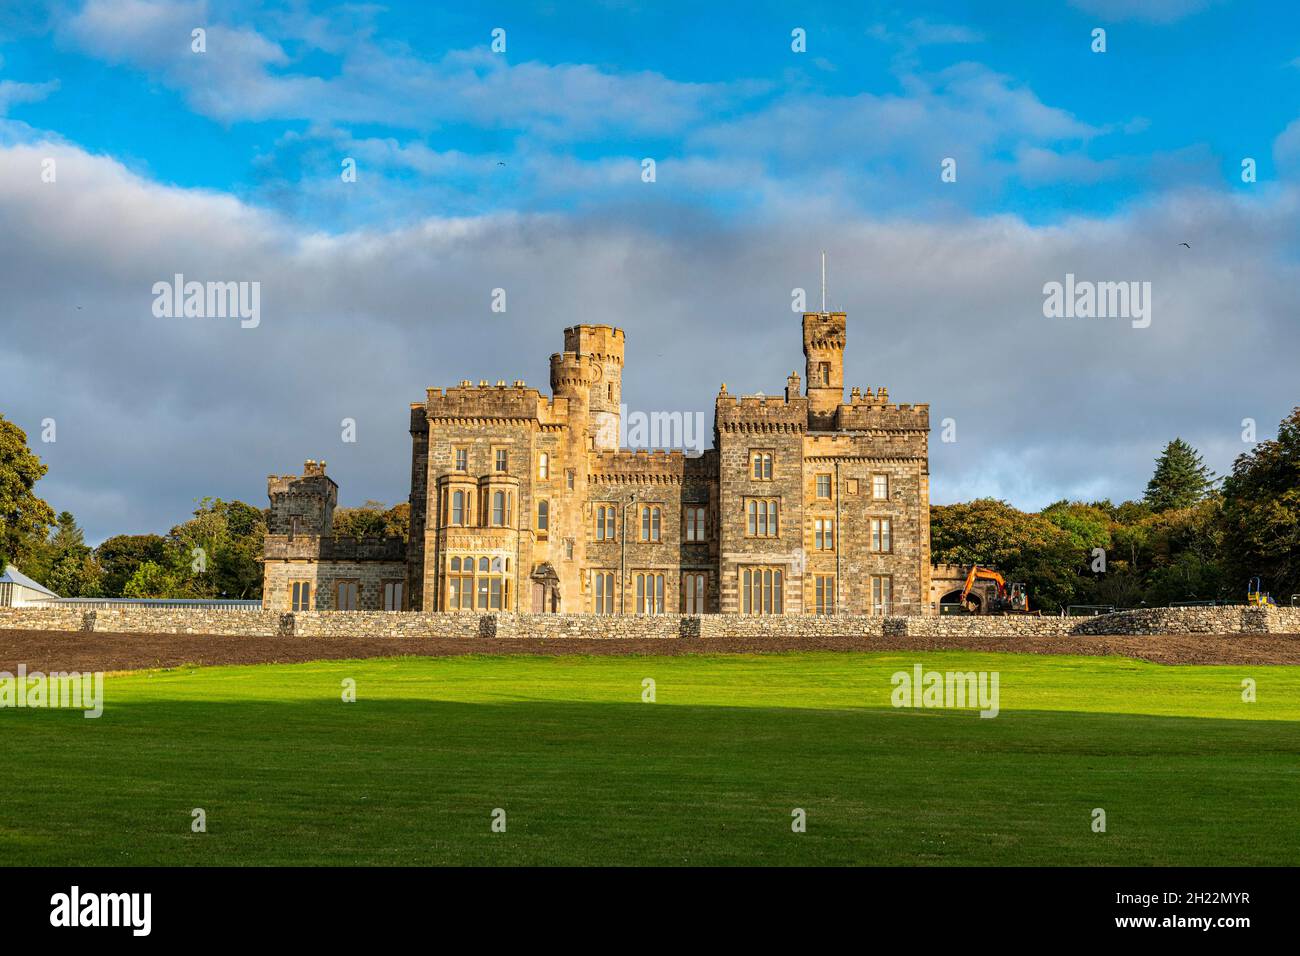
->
(821, 250), (827, 314)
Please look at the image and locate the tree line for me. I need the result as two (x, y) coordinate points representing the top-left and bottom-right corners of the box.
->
(2, 409), (1297, 608)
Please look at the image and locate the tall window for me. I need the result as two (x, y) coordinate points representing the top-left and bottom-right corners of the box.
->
(746, 498), (780, 538)
(451, 489), (466, 526)
(814, 575), (835, 615)
(335, 580), (359, 611)
(816, 474), (831, 499)
(682, 573), (706, 613)
(818, 362), (830, 385)
(564, 538), (574, 560)
(870, 518), (892, 553)
(594, 571), (615, 614)
(448, 557), (473, 610)
(641, 506), (661, 542)
(382, 580), (404, 611)
(751, 451), (773, 480)
(454, 447), (468, 472)
(537, 499), (549, 535)
(566, 469), (575, 490)
(595, 505), (616, 541)
(684, 507), (706, 542)
(872, 474), (889, 500)
(814, 518), (834, 551)
(538, 453), (549, 479)
(291, 581), (311, 611)
(871, 575), (892, 616)
(495, 448), (508, 473)
(492, 491), (507, 527)
(741, 567), (783, 615)
(635, 572), (665, 614)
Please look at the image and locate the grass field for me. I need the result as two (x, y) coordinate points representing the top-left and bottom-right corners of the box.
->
(1, 650), (1297, 866)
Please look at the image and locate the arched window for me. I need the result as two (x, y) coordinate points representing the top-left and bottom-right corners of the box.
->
(451, 557), (461, 572)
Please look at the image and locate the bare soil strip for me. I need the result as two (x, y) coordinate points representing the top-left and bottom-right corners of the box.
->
(0, 628), (1297, 672)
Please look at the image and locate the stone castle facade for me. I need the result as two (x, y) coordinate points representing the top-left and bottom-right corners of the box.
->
(262, 311), (933, 616)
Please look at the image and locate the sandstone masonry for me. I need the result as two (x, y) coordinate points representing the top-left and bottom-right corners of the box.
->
(262, 312), (933, 619)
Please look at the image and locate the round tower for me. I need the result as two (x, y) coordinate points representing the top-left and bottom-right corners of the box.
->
(561, 325), (625, 451)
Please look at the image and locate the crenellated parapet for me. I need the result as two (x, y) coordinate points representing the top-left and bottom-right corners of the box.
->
(715, 388), (810, 434)
(423, 382), (562, 424)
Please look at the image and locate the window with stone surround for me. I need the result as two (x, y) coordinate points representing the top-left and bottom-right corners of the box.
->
(814, 517), (835, 551)
(750, 450), (773, 480)
(816, 474), (832, 499)
(448, 555), (511, 611)
(491, 490), (511, 527)
(871, 575), (893, 616)
(454, 447), (468, 472)
(814, 575), (835, 615)
(741, 566), (783, 615)
(682, 572), (706, 613)
(538, 453), (549, 479)
(641, 506), (661, 542)
(594, 571), (615, 614)
(382, 580), (404, 611)
(635, 572), (665, 614)
(745, 497), (780, 538)
(684, 506), (706, 542)
(872, 474), (889, 499)
(594, 504), (617, 541)
(870, 517), (893, 553)
(335, 580), (359, 611)
(537, 499), (549, 537)
(290, 581), (311, 611)
(494, 447), (508, 473)
(451, 489), (466, 526)
(566, 469), (575, 490)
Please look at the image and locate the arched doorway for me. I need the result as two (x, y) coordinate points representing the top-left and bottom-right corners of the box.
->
(939, 588), (981, 615)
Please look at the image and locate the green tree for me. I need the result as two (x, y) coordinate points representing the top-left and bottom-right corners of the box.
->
(30, 511), (103, 597)
(930, 499), (1083, 613)
(122, 560), (186, 598)
(1220, 407), (1300, 599)
(0, 415), (56, 572)
(95, 534), (169, 597)
(1145, 438), (1214, 512)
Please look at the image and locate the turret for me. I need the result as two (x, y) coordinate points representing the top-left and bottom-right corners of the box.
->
(267, 460), (337, 536)
(803, 311), (846, 426)
(557, 324), (624, 451)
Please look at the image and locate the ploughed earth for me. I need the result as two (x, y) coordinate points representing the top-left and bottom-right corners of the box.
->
(0, 628), (1297, 672)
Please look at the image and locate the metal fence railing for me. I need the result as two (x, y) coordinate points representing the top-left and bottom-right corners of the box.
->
(39, 598), (263, 610)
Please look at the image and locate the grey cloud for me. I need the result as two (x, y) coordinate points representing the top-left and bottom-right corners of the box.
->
(2, 141), (1296, 543)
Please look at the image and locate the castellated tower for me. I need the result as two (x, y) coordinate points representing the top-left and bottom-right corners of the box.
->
(802, 311), (846, 429)
(267, 460), (336, 535)
(560, 325), (624, 451)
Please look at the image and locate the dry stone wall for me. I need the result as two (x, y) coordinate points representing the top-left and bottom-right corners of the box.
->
(1, 605), (1297, 639)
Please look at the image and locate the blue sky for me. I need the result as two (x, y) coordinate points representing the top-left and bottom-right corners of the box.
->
(2, 0), (1298, 542)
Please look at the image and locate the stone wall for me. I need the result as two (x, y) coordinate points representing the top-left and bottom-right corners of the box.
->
(1, 605), (1297, 640)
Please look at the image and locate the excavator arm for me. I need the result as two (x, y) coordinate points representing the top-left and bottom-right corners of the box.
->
(960, 567), (1007, 603)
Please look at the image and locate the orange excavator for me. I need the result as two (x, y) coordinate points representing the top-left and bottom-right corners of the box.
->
(959, 567), (1037, 615)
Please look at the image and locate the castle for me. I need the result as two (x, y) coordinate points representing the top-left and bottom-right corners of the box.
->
(262, 310), (933, 616)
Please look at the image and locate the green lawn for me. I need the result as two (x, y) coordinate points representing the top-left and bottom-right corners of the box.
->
(1, 651), (1296, 866)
